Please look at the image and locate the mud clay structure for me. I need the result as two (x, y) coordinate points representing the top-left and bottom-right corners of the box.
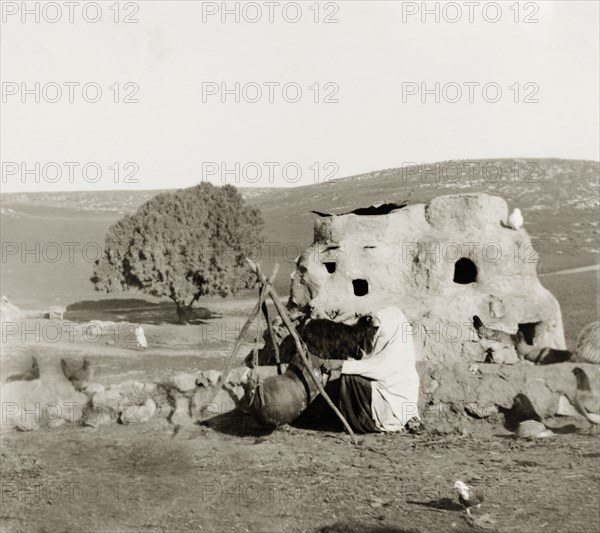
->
(288, 193), (566, 364)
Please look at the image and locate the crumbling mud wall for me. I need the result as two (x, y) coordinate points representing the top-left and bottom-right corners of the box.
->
(288, 193), (566, 363)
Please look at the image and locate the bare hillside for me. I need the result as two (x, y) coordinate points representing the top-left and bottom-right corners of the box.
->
(1, 159), (598, 308)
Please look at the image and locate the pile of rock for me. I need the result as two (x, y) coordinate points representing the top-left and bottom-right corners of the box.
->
(0, 366), (257, 432)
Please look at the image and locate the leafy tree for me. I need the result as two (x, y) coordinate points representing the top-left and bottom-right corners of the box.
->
(91, 183), (264, 324)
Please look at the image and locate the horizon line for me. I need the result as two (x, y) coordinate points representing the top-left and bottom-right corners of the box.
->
(1, 156), (598, 195)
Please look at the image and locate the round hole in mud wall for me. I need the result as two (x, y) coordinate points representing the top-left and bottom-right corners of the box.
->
(353, 279), (369, 297)
(324, 262), (336, 274)
(453, 258), (477, 284)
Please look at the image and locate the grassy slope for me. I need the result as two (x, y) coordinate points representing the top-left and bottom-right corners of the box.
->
(1, 159), (598, 326)
(541, 270), (600, 349)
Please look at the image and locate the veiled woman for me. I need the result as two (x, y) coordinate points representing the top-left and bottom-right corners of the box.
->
(322, 306), (421, 433)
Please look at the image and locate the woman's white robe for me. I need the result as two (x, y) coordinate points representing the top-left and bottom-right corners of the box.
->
(341, 306), (420, 432)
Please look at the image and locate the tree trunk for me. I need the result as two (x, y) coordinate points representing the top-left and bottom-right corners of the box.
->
(174, 292), (202, 324)
(175, 303), (193, 325)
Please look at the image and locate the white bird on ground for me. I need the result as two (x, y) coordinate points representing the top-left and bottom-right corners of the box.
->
(453, 480), (485, 515)
(508, 208), (524, 230)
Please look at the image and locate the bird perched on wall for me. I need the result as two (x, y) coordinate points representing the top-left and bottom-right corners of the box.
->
(515, 330), (573, 364)
(572, 367), (600, 427)
(61, 358), (94, 391)
(6, 356), (39, 382)
(508, 208), (524, 230)
(453, 481), (485, 515)
(473, 315), (515, 345)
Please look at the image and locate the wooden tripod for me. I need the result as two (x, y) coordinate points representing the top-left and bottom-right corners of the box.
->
(202, 259), (358, 445)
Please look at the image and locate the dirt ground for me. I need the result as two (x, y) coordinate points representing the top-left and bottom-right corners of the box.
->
(1, 296), (599, 533)
(1, 414), (599, 533)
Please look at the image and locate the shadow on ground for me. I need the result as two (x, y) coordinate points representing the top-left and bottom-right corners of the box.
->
(319, 523), (420, 533)
(202, 409), (275, 438)
(66, 298), (218, 325)
(406, 498), (463, 512)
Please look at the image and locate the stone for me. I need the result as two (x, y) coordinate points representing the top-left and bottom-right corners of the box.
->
(167, 373), (197, 393)
(226, 366), (251, 386)
(517, 420), (554, 439)
(120, 398), (157, 424)
(82, 404), (117, 427)
(81, 382), (106, 396)
(556, 394), (579, 417)
(195, 369), (222, 387)
(465, 403), (499, 419)
(84, 389), (125, 426)
(169, 396), (194, 426)
(81, 380), (161, 427)
(191, 386), (242, 423)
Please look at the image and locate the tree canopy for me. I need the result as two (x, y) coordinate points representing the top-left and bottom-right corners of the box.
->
(91, 183), (264, 323)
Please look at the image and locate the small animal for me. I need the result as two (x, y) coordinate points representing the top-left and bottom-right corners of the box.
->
(61, 358), (94, 391)
(515, 331), (572, 363)
(572, 367), (600, 426)
(498, 393), (554, 438)
(6, 356), (39, 382)
(473, 315), (515, 346)
(473, 316), (519, 363)
(508, 208), (523, 230)
(499, 393), (542, 431)
(475, 318), (570, 364)
(453, 481), (484, 515)
(248, 314), (379, 367)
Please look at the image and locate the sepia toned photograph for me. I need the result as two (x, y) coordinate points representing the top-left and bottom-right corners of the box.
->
(1, 1), (599, 532)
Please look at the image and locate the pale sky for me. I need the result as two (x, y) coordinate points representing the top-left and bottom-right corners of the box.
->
(1, 0), (599, 192)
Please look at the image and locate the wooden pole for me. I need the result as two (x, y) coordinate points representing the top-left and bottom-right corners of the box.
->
(261, 294), (282, 375)
(246, 259), (358, 445)
(199, 278), (270, 414)
(254, 264), (282, 374)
